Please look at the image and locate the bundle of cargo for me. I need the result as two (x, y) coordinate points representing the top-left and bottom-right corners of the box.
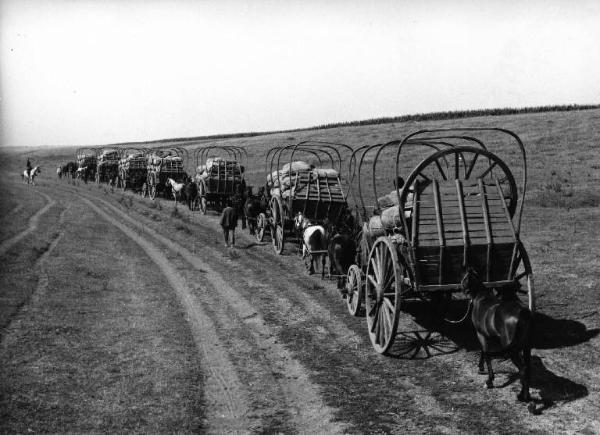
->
(268, 160), (343, 201)
(367, 188), (415, 235)
(77, 154), (97, 167)
(196, 157), (242, 181)
(147, 154), (184, 173)
(97, 150), (120, 165)
(119, 153), (146, 170)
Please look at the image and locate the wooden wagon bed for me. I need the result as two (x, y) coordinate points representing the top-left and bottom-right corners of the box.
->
(412, 177), (518, 290)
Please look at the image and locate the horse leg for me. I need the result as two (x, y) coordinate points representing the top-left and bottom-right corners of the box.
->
(321, 253), (326, 279)
(484, 351), (494, 388)
(478, 351), (486, 374)
(478, 333), (494, 388)
(517, 347), (532, 402)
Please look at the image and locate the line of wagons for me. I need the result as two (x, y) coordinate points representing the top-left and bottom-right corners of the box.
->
(65, 129), (535, 355)
(68, 145), (249, 212)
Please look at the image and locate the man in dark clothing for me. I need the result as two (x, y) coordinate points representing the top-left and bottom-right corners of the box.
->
(26, 158), (32, 177)
(220, 201), (238, 247)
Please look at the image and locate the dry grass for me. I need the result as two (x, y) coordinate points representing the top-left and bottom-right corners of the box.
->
(0, 196), (204, 433)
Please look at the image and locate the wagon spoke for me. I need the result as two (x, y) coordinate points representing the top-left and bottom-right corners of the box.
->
(465, 152), (480, 179)
(370, 258), (381, 282)
(383, 296), (395, 313)
(378, 308), (387, 344)
(434, 158), (447, 180)
(381, 301), (393, 331)
(371, 305), (380, 333)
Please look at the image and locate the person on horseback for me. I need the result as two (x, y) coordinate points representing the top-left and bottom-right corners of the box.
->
(26, 158), (32, 177)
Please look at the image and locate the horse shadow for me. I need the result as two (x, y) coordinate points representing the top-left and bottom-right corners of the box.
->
(386, 300), (595, 413)
(525, 356), (589, 414)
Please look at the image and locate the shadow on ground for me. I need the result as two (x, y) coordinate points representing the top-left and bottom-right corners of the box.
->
(384, 300), (595, 413)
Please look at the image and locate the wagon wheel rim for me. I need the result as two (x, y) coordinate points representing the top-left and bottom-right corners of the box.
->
(365, 237), (404, 354)
(256, 213), (266, 242)
(149, 175), (157, 200)
(403, 146), (518, 218)
(270, 197), (284, 254)
(514, 244), (535, 311)
(346, 264), (364, 317)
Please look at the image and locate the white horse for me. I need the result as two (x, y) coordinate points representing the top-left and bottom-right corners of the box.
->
(22, 166), (41, 185)
(294, 212), (327, 278)
(56, 166), (62, 179)
(166, 178), (185, 204)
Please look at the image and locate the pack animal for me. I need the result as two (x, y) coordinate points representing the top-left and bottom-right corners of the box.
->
(462, 268), (533, 402)
(75, 166), (88, 181)
(182, 178), (198, 211)
(243, 186), (268, 235)
(294, 212), (327, 278)
(166, 178), (186, 204)
(328, 230), (357, 290)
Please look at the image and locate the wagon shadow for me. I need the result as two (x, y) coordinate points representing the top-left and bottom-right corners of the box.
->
(396, 301), (600, 353)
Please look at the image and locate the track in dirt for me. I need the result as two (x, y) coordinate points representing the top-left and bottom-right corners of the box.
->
(0, 190), (55, 256)
(77, 195), (348, 434)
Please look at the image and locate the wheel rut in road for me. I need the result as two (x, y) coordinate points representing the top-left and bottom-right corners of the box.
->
(0, 191), (56, 257)
(79, 195), (348, 434)
(79, 198), (253, 434)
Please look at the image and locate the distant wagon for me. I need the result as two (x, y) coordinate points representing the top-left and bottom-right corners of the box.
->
(193, 145), (247, 214)
(75, 147), (97, 182)
(347, 128), (534, 354)
(145, 147), (188, 200)
(95, 148), (120, 184)
(117, 148), (148, 193)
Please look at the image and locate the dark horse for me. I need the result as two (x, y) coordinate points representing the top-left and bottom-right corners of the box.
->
(462, 268), (533, 402)
(327, 209), (359, 290)
(61, 161), (77, 179)
(182, 177), (198, 211)
(243, 185), (269, 235)
(328, 231), (357, 290)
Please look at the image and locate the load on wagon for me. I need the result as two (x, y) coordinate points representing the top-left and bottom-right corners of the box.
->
(262, 141), (353, 255)
(117, 147), (148, 193)
(192, 145), (247, 214)
(95, 148), (120, 184)
(75, 147), (98, 182)
(144, 147), (189, 200)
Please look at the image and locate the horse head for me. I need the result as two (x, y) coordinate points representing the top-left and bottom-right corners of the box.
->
(461, 267), (485, 298)
(294, 212), (309, 232)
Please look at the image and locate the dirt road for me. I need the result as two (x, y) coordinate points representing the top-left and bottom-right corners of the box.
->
(2, 175), (599, 433)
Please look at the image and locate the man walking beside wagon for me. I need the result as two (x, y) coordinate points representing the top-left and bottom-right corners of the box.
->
(220, 200), (238, 247)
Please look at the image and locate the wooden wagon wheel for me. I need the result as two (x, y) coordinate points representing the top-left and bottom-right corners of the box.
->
(346, 264), (364, 316)
(270, 196), (285, 254)
(119, 170), (127, 191)
(402, 146), (518, 218)
(148, 173), (157, 200)
(255, 212), (267, 242)
(365, 237), (409, 354)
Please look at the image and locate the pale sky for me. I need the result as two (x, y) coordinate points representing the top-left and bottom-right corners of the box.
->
(1, 0), (599, 147)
